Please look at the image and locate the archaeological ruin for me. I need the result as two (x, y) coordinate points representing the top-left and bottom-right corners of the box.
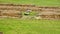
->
(0, 4), (60, 20)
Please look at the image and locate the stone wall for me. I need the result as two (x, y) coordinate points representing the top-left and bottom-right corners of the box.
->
(0, 4), (60, 19)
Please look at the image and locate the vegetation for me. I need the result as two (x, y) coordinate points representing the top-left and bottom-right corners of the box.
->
(0, 18), (60, 34)
(0, 0), (60, 6)
(0, 0), (60, 34)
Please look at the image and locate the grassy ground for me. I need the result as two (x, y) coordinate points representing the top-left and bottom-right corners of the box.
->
(0, 0), (60, 34)
(0, 0), (60, 6)
(0, 18), (60, 34)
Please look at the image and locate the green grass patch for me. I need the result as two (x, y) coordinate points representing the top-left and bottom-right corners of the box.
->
(0, 0), (60, 6)
(0, 18), (60, 34)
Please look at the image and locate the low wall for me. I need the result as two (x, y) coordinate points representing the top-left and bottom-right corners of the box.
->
(0, 4), (60, 20)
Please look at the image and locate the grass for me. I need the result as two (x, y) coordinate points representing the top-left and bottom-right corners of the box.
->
(0, 0), (60, 6)
(0, 0), (60, 34)
(0, 18), (60, 34)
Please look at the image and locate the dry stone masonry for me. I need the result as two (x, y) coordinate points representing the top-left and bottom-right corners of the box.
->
(0, 4), (60, 20)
